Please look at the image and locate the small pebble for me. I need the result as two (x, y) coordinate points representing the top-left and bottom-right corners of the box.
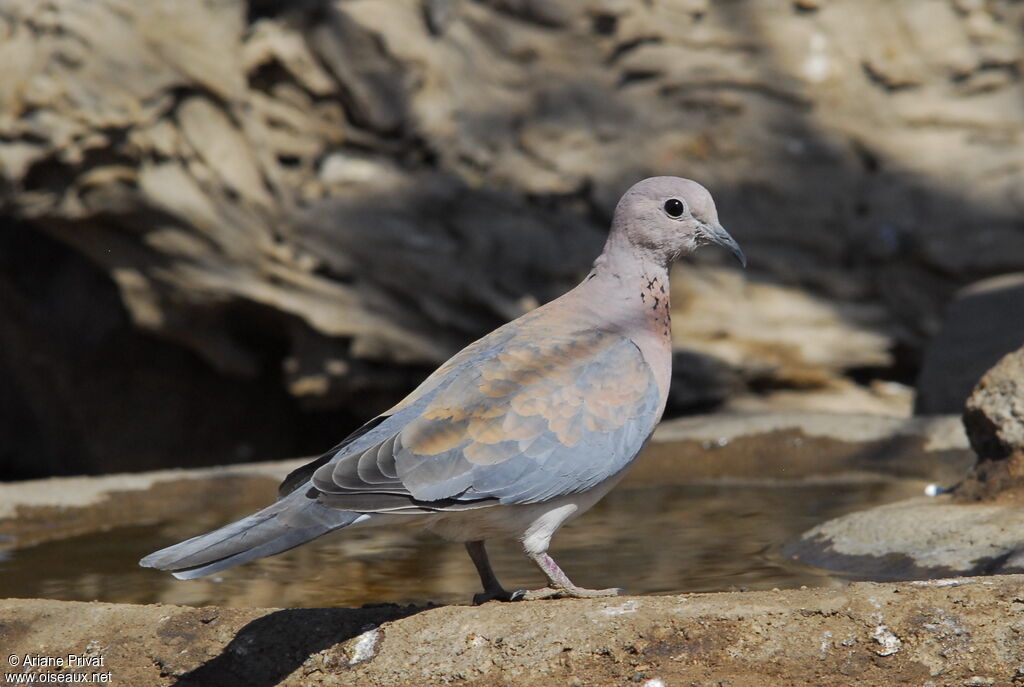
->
(964, 677), (995, 687)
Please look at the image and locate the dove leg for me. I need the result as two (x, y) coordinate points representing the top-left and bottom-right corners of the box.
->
(514, 551), (623, 601)
(465, 540), (513, 604)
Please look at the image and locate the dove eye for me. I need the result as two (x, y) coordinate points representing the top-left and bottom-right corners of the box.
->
(663, 198), (686, 218)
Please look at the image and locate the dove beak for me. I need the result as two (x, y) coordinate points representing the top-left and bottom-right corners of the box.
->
(703, 222), (747, 268)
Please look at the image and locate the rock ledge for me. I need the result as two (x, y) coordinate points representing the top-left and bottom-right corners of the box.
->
(4, 576), (1024, 686)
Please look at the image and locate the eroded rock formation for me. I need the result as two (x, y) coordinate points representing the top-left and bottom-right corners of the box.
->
(2, 0), (1023, 475)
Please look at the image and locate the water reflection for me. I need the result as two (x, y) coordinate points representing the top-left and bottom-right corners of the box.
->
(1, 479), (922, 607)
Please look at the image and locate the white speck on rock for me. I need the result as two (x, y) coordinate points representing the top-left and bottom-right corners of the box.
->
(872, 625), (901, 656)
(319, 153), (394, 186)
(601, 600), (639, 616)
(820, 630), (833, 655)
(803, 33), (831, 83)
(347, 628), (379, 665)
(641, 679), (665, 687)
(910, 578), (972, 588)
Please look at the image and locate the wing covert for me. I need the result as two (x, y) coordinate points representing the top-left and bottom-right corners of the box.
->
(311, 326), (661, 509)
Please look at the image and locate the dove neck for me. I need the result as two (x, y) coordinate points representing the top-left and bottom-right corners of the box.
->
(580, 229), (674, 414)
(589, 229), (672, 295)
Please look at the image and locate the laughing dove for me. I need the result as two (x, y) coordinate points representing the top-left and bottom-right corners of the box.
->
(141, 176), (745, 602)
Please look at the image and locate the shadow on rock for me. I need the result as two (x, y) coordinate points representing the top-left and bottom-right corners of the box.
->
(172, 604), (433, 687)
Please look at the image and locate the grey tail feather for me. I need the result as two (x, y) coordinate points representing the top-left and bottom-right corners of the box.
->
(139, 489), (363, 580)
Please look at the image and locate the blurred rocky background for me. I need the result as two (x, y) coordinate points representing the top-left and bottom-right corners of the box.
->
(2, 0), (1023, 479)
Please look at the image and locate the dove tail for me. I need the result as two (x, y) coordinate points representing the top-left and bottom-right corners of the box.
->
(139, 490), (366, 579)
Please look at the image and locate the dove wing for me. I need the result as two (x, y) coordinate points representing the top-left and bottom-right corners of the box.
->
(305, 324), (661, 511)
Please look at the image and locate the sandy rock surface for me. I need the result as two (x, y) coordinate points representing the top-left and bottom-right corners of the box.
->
(4, 576), (1024, 686)
(963, 346), (1024, 463)
(954, 344), (1024, 503)
(791, 348), (1024, 579)
(786, 495), (1024, 578)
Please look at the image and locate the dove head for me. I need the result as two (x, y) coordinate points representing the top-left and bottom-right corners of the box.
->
(611, 176), (746, 268)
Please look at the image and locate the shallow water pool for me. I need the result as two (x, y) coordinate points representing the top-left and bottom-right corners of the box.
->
(0, 478), (923, 607)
